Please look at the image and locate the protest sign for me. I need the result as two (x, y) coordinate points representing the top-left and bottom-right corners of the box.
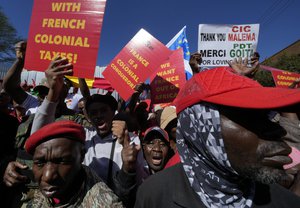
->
(25, 0), (106, 78)
(150, 49), (186, 104)
(271, 70), (300, 88)
(198, 24), (259, 67)
(102, 29), (172, 101)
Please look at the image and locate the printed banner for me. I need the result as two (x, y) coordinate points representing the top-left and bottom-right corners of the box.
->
(102, 29), (172, 101)
(271, 70), (300, 88)
(198, 24), (259, 67)
(150, 49), (186, 104)
(25, 0), (107, 78)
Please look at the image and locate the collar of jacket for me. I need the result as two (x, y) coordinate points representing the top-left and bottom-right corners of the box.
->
(171, 164), (205, 208)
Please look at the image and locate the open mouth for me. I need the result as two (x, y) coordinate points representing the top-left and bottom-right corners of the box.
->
(152, 155), (163, 165)
(95, 121), (107, 131)
(98, 123), (106, 129)
(42, 187), (59, 198)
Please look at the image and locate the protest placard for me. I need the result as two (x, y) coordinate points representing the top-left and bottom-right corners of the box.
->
(150, 49), (186, 104)
(102, 29), (172, 101)
(198, 24), (259, 67)
(25, 0), (106, 78)
(271, 70), (300, 88)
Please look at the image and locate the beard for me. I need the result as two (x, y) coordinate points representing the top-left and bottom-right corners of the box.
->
(236, 165), (290, 184)
(234, 141), (291, 185)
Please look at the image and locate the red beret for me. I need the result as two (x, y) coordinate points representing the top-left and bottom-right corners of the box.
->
(25, 120), (85, 155)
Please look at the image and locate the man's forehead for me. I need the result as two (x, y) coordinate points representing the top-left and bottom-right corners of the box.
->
(144, 132), (166, 142)
(37, 137), (78, 147)
(88, 101), (111, 109)
(34, 138), (80, 154)
(147, 135), (165, 141)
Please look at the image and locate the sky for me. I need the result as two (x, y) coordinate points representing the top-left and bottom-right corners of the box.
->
(1, 0), (299, 67)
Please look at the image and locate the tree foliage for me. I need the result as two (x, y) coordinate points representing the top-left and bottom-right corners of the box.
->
(253, 68), (275, 87)
(0, 7), (20, 63)
(274, 54), (300, 73)
(263, 53), (300, 73)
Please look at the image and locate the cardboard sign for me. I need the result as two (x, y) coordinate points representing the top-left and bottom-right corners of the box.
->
(150, 49), (186, 104)
(25, 0), (107, 78)
(198, 24), (259, 67)
(271, 70), (300, 88)
(103, 29), (172, 101)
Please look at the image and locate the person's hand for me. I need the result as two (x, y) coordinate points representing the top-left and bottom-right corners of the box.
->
(121, 130), (141, 173)
(3, 161), (28, 187)
(252, 52), (260, 63)
(14, 41), (27, 63)
(134, 82), (145, 94)
(112, 120), (127, 145)
(45, 56), (73, 102)
(189, 52), (202, 75)
(227, 56), (259, 77)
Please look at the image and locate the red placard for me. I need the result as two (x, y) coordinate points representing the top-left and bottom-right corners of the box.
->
(150, 48), (186, 104)
(24, 0), (106, 78)
(102, 29), (172, 101)
(271, 70), (300, 88)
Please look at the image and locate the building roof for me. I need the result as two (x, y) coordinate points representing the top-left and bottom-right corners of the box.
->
(262, 39), (300, 64)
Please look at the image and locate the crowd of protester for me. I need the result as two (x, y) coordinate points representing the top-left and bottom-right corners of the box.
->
(0, 41), (300, 208)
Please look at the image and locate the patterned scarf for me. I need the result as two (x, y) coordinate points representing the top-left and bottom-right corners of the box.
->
(176, 103), (255, 208)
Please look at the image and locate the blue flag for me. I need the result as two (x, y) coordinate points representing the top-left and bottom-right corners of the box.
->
(166, 26), (192, 80)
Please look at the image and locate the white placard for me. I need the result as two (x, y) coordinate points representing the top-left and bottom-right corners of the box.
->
(198, 24), (259, 67)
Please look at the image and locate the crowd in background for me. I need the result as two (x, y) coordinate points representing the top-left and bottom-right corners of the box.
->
(0, 41), (300, 207)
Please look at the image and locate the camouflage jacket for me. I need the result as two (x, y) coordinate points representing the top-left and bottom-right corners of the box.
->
(27, 166), (124, 208)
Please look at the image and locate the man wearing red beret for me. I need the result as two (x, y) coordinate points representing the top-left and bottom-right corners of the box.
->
(30, 57), (148, 207)
(23, 120), (123, 207)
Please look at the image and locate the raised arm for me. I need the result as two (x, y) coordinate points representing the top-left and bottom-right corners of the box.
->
(2, 41), (28, 104)
(126, 82), (145, 113)
(30, 57), (73, 134)
(78, 78), (90, 98)
(111, 121), (141, 207)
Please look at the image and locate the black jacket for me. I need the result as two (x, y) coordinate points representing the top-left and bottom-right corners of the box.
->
(135, 163), (300, 208)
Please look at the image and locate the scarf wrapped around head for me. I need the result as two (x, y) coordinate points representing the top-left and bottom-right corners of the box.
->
(176, 103), (255, 208)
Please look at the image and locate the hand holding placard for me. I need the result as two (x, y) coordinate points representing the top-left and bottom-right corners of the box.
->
(45, 56), (73, 102)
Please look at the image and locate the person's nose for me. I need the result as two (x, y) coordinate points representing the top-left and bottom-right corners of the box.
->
(42, 163), (59, 183)
(152, 141), (162, 151)
(93, 112), (104, 121)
